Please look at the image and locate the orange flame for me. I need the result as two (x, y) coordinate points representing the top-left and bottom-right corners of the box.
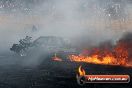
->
(69, 42), (132, 67)
(52, 53), (62, 61)
(78, 66), (85, 76)
(69, 55), (117, 65)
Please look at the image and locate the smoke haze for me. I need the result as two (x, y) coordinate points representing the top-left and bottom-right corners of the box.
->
(0, 0), (132, 66)
(0, 0), (131, 49)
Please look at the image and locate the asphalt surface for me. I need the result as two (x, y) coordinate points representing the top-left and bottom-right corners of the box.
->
(0, 53), (131, 88)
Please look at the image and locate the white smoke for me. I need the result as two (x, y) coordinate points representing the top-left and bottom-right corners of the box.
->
(0, 0), (131, 66)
